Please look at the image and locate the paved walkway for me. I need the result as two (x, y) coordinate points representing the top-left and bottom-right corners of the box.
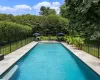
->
(62, 42), (100, 76)
(0, 42), (38, 76)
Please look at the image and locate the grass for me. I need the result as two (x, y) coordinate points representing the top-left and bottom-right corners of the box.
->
(41, 36), (57, 40)
(0, 37), (33, 55)
(82, 44), (100, 58)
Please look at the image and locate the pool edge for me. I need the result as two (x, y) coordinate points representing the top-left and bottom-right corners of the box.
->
(61, 42), (100, 76)
(0, 41), (100, 78)
(0, 42), (38, 77)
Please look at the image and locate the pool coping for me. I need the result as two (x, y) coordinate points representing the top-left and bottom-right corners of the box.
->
(61, 42), (100, 76)
(0, 42), (38, 76)
(0, 41), (100, 77)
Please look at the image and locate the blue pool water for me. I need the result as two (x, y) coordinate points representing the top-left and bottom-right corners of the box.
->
(4, 43), (100, 80)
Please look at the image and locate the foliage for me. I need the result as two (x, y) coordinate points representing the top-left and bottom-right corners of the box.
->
(0, 14), (68, 36)
(65, 0), (100, 40)
(0, 21), (32, 44)
(65, 36), (73, 44)
(74, 37), (84, 47)
(65, 36), (84, 47)
(60, 3), (68, 18)
(41, 36), (57, 40)
(31, 16), (48, 35)
(14, 14), (37, 26)
(0, 14), (14, 22)
(46, 15), (68, 35)
(40, 6), (56, 16)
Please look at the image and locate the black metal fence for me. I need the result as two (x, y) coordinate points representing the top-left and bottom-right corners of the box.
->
(0, 37), (33, 55)
(81, 43), (100, 58)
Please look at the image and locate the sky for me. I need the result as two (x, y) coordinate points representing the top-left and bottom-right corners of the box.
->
(0, 0), (64, 15)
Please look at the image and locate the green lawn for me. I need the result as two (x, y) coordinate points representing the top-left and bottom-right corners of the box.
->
(41, 36), (57, 41)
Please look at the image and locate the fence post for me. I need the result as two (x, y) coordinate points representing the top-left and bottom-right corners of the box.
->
(16, 41), (17, 49)
(80, 44), (82, 50)
(10, 42), (11, 53)
(98, 44), (100, 58)
(0, 45), (1, 54)
(88, 44), (89, 53)
(25, 38), (26, 45)
(26, 38), (27, 44)
(21, 39), (22, 47)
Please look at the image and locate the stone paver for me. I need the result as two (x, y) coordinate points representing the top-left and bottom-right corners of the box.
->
(0, 41), (100, 77)
(62, 42), (100, 76)
(0, 42), (38, 76)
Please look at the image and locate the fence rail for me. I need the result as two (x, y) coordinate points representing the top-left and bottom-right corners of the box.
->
(81, 43), (100, 58)
(0, 37), (33, 55)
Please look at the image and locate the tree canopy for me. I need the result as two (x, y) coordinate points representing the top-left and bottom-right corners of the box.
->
(60, 3), (68, 18)
(39, 6), (56, 16)
(0, 13), (68, 36)
(65, 0), (100, 40)
(1, 0), (100, 40)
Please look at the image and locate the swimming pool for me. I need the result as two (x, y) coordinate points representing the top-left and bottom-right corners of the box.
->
(1, 43), (100, 80)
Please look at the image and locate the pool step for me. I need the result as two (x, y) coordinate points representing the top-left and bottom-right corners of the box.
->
(2, 65), (18, 80)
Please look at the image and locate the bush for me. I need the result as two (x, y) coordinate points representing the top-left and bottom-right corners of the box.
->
(46, 15), (68, 35)
(65, 36), (84, 47)
(65, 36), (73, 44)
(74, 37), (84, 47)
(0, 21), (32, 44)
(41, 36), (57, 40)
(0, 14), (69, 36)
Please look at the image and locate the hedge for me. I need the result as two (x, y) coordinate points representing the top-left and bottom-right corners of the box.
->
(0, 21), (32, 44)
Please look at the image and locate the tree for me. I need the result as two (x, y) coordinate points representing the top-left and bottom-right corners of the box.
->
(39, 6), (56, 16)
(0, 13), (68, 36)
(48, 9), (56, 15)
(46, 15), (68, 35)
(60, 3), (68, 18)
(65, 0), (100, 40)
(0, 14), (14, 22)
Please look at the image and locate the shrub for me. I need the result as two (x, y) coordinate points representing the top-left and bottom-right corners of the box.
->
(0, 21), (32, 44)
(65, 36), (84, 47)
